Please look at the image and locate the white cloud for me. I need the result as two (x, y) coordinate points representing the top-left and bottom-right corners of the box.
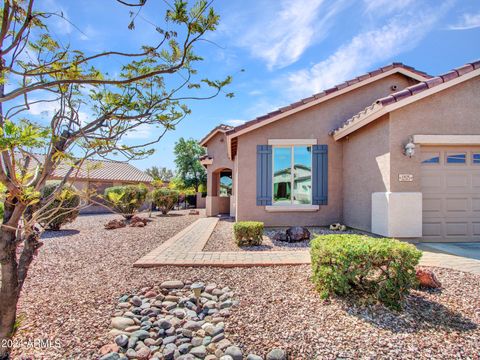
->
(79, 24), (99, 41)
(363, 0), (415, 14)
(42, 0), (73, 35)
(448, 12), (480, 30)
(123, 124), (153, 140)
(224, 119), (246, 126)
(286, 4), (450, 98)
(233, 0), (348, 69)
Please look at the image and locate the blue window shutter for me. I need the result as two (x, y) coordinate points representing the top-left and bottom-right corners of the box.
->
(256, 145), (272, 206)
(312, 145), (328, 205)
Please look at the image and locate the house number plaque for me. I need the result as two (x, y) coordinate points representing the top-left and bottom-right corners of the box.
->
(398, 174), (413, 182)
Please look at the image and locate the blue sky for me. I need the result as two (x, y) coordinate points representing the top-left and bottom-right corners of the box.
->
(26, 0), (480, 171)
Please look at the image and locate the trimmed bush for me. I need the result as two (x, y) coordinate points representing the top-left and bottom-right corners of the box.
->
(104, 184), (148, 219)
(0, 201), (4, 220)
(152, 188), (179, 214)
(311, 234), (422, 310)
(233, 221), (264, 246)
(39, 183), (81, 230)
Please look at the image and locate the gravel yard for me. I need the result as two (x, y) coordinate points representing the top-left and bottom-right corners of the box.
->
(13, 212), (480, 359)
(203, 218), (368, 252)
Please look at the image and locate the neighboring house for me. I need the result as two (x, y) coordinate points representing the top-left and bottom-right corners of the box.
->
(25, 155), (153, 213)
(200, 61), (480, 242)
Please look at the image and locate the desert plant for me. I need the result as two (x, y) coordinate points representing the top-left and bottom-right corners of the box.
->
(104, 184), (148, 220)
(38, 183), (81, 230)
(311, 234), (422, 310)
(233, 221), (264, 246)
(152, 188), (180, 214)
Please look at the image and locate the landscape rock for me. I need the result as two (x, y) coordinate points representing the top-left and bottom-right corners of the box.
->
(104, 219), (126, 230)
(114, 334), (129, 348)
(272, 231), (288, 242)
(100, 343), (119, 355)
(225, 345), (243, 360)
(160, 280), (185, 289)
(246, 354), (263, 360)
(266, 348), (287, 360)
(111, 317), (135, 330)
(416, 269), (442, 288)
(286, 226), (310, 242)
(100, 353), (121, 360)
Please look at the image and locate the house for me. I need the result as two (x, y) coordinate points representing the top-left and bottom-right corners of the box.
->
(200, 60), (480, 242)
(24, 154), (153, 213)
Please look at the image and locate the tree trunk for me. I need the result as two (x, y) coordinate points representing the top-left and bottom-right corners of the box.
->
(0, 230), (20, 360)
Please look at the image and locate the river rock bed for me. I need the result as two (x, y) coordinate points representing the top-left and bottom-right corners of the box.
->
(100, 280), (286, 360)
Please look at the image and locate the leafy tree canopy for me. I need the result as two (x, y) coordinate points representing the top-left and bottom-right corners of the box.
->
(146, 166), (174, 182)
(173, 137), (206, 192)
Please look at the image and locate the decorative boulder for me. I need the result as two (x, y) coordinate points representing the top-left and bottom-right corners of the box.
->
(286, 227), (311, 242)
(104, 219), (126, 230)
(416, 269), (442, 288)
(272, 231), (288, 242)
(189, 209), (200, 215)
(130, 216), (148, 227)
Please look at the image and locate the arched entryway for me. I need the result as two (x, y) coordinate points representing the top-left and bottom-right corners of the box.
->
(207, 167), (234, 217)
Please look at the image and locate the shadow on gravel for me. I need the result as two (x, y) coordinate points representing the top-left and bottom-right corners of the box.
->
(41, 229), (80, 238)
(344, 294), (477, 333)
(156, 213), (185, 217)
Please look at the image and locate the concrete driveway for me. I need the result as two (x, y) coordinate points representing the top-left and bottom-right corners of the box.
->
(417, 242), (480, 261)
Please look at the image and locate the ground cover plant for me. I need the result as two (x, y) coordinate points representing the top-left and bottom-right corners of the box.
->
(311, 234), (422, 309)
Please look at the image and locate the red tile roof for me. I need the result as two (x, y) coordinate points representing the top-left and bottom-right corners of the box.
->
(226, 63), (431, 137)
(331, 60), (480, 138)
(25, 154), (153, 183)
(199, 124), (233, 146)
(375, 60), (480, 106)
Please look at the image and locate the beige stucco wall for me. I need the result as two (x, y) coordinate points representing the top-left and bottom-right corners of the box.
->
(389, 76), (480, 193)
(341, 75), (480, 233)
(342, 115), (391, 231)
(235, 73), (415, 226)
(204, 132), (234, 216)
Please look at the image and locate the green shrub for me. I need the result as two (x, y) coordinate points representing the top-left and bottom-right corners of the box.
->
(0, 201), (4, 220)
(310, 234), (422, 310)
(152, 188), (179, 214)
(39, 183), (81, 230)
(233, 221), (264, 246)
(104, 184), (148, 219)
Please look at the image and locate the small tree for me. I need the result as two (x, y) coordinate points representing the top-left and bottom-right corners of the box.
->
(146, 166), (174, 182)
(38, 183), (81, 230)
(152, 188), (179, 214)
(0, 1), (231, 354)
(104, 185), (148, 220)
(174, 138), (207, 192)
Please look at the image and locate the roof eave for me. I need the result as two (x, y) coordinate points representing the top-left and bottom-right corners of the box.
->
(333, 67), (480, 140)
(229, 68), (429, 142)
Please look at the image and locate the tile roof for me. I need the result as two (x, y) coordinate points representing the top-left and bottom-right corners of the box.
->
(198, 124), (233, 146)
(226, 63), (431, 137)
(24, 154), (153, 183)
(331, 60), (480, 137)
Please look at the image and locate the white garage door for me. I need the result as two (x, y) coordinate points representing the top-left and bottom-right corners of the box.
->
(421, 147), (480, 242)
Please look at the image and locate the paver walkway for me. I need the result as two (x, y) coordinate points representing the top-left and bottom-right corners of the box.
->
(134, 218), (480, 274)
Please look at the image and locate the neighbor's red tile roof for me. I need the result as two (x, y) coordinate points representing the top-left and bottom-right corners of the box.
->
(226, 63), (431, 137)
(26, 154), (153, 183)
(331, 60), (480, 137)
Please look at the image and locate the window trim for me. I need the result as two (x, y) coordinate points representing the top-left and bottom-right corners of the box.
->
(271, 142), (313, 206)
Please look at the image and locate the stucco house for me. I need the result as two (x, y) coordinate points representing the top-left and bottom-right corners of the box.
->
(200, 60), (480, 242)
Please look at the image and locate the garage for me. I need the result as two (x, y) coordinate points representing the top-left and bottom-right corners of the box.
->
(421, 146), (480, 242)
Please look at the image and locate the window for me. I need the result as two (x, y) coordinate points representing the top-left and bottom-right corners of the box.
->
(421, 152), (440, 164)
(219, 171), (232, 197)
(273, 146), (312, 205)
(473, 153), (480, 164)
(446, 153), (466, 164)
